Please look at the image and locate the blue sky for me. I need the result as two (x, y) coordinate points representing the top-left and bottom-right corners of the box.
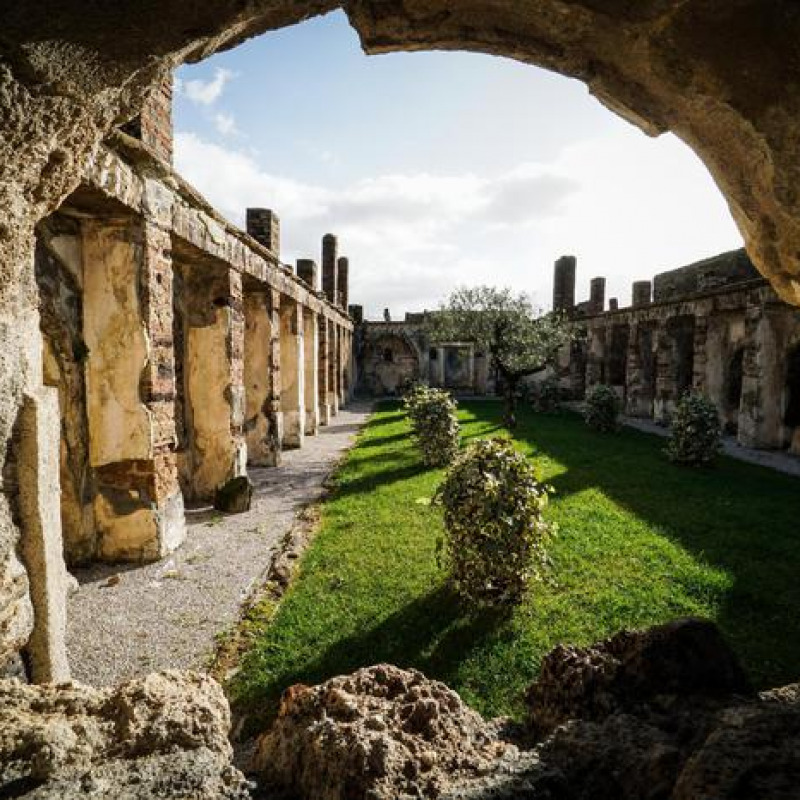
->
(174, 10), (742, 319)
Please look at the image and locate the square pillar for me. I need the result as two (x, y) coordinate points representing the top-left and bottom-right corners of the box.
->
(280, 297), (305, 448)
(244, 290), (281, 466)
(338, 325), (347, 407)
(739, 299), (790, 448)
(303, 309), (320, 435)
(18, 389), (70, 682)
(83, 218), (184, 561)
(318, 317), (331, 425)
(177, 261), (246, 501)
(328, 320), (339, 416)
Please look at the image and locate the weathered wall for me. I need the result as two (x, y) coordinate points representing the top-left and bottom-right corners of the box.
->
(35, 217), (96, 565)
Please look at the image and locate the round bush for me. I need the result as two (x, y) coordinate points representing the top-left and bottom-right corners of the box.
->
(436, 438), (554, 607)
(666, 393), (721, 466)
(403, 386), (460, 467)
(584, 385), (621, 432)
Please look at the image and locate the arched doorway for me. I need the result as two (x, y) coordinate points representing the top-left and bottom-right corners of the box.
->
(363, 334), (420, 396)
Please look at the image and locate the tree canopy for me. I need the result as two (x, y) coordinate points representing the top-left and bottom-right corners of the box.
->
(427, 286), (576, 425)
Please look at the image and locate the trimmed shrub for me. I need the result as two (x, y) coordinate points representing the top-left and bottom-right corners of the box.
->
(436, 438), (554, 607)
(584, 384), (621, 432)
(666, 393), (721, 466)
(403, 387), (460, 467)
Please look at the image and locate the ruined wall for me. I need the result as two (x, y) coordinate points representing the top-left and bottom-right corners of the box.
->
(574, 268), (800, 450)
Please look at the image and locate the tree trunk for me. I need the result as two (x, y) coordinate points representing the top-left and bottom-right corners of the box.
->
(504, 376), (519, 429)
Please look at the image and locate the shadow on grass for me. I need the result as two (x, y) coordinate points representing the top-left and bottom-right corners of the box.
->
(508, 407), (800, 689)
(239, 584), (510, 727)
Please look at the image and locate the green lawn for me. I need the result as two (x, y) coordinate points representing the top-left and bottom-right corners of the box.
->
(230, 399), (800, 722)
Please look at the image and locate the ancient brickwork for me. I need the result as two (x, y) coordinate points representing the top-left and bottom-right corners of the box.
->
(556, 250), (800, 450)
(355, 318), (491, 396)
(9, 105), (354, 680)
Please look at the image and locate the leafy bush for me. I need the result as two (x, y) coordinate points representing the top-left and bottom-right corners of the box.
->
(666, 393), (721, 466)
(584, 384), (621, 432)
(399, 377), (428, 401)
(436, 438), (554, 607)
(403, 386), (460, 467)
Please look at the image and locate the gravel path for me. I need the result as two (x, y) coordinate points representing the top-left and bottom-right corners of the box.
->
(67, 403), (373, 687)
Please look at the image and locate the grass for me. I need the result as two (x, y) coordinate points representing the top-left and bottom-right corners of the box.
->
(229, 398), (800, 723)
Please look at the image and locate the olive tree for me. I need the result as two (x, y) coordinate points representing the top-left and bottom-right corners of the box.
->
(428, 286), (575, 427)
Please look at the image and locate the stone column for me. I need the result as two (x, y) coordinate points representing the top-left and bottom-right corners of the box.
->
(318, 316), (331, 425)
(280, 298), (305, 448)
(244, 290), (280, 466)
(322, 234), (338, 305)
(246, 208), (280, 259)
(328, 321), (339, 416)
(336, 324), (345, 407)
(303, 308), (319, 435)
(267, 288), (284, 457)
(553, 255), (577, 312)
(739, 295), (790, 448)
(83, 218), (184, 561)
(632, 281), (652, 307)
(348, 330), (357, 401)
(337, 257), (349, 309)
(18, 389), (70, 682)
(177, 262), (246, 501)
(438, 346), (446, 387)
(589, 277), (606, 314)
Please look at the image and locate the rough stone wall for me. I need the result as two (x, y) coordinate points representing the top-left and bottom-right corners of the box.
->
(572, 276), (800, 447)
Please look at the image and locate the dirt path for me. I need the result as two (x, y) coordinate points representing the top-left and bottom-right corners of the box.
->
(66, 403), (373, 686)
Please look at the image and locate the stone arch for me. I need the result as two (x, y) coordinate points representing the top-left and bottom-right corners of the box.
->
(361, 332), (421, 396)
(3, 0), (800, 679)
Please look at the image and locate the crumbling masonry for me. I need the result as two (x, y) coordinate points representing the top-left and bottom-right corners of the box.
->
(10, 78), (356, 682)
(553, 250), (800, 453)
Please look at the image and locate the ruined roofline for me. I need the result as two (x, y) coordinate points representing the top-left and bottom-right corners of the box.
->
(93, 129), (352, 327)
(577, 276), (771, 322)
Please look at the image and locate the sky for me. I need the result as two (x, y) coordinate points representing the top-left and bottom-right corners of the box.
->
(173, 10), (743, 321)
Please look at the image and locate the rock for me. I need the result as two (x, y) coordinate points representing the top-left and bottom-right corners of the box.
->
(214, 476), (253, 514)
(0, 670), (250, 799)
(673, 696), (800, 800)
(526, 617), (753, 736)
(252, 664), (523, 800)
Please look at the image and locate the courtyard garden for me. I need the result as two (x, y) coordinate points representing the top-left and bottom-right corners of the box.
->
(230, 398), (800, 723)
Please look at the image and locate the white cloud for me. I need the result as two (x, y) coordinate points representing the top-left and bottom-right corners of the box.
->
(174, 127), (742, 320)
(213, 112), (238, 136)
(181, 68), (235, 106)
